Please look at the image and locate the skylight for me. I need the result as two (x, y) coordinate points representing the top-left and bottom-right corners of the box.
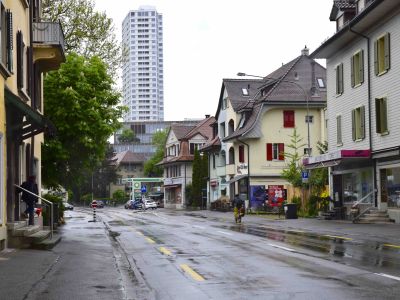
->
(242, 88), (249, 96)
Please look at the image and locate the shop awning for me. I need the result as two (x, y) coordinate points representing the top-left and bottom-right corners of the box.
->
(164, 184), (180, 189)
(227, 174), (248, 184)
(5, 88), (55, 139)
(303, 149), (370, 170)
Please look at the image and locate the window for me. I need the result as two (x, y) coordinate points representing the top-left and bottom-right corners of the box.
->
(305, 115), (314, 123)
(304, 148), (312, 156)
(266, 143), (284, 161)
(375, 97), (388, 134)
(336, 63), (344, 95)
(189, 143), (203, 155)
(17, 31), (25, 90)
(316, 78), (325, 88)
(241, 88), (249, 96)
(374, 33), (390, 76)
(351, 50), (364, 87)
(0, 6), (13, 73)
(219, 122), (225, 138)
(283, 111), (295, 128)
(239, 145), (245, 163)
(228, 147), (235, 164)
(352, 106), (365, 141)
(336, 115), (342, 145)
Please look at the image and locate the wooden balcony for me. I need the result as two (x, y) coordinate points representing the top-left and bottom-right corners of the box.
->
(32, 22), (66, 72)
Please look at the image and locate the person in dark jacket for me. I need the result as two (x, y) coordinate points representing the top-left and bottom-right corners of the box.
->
(233, 195), (245, 223)
(18, 176), (38, 225)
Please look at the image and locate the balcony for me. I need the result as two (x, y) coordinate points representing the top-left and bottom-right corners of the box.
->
(32, 21), (66, 72)
(225, 164), (236, 176)
(216, 166), (226, 177)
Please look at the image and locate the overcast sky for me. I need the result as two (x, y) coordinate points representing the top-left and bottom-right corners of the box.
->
(94, 0), (336, 121)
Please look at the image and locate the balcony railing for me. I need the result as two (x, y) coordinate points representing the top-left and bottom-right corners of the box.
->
(33, 21), (65, 55)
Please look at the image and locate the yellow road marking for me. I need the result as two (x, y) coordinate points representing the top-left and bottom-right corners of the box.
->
(180, 264), (205, 281)
(145, 237), (155, 244)
(159, 247), (172, 256)
(324, 235), (352, 241)
(383, 244), (400, 249)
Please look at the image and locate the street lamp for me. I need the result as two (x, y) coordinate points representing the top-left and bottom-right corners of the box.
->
(236, 72), (264, 79)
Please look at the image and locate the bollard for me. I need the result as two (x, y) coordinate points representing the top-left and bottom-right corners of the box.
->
(93, 206), (96, 222)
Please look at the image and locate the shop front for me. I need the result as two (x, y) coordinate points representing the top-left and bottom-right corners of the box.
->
(304, 149), (374, 219)
(377, 162), (400, 223)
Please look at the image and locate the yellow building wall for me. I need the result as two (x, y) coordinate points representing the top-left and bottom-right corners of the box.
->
(0, 79), (6, 244)
(245, 107), (324, 199)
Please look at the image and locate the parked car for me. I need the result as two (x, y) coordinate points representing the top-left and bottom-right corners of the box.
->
(124, 200), (143, 210)
(143, 198), (157, 210)
(63, 202), (74, 210)
(96, 200), (105, 208)
(148, 193), (164, 208)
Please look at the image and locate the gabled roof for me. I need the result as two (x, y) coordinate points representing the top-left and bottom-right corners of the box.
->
(112, 150), (146, 165)
(224, 51), (327, 141)
(183, 116), (215, 140)
(330, 0), (357, 21)
(170, 124), (195, 140)
(199, 136), (221, 152)
(215, 79), (264, 119)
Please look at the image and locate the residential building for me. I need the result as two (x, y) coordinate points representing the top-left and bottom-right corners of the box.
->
(109, 150), (146, 198)
(1, 0), (65, 248)
(158, 116), (215, 209)
(121, 6), (164, 122)
(206, 47), (326, 210)
(310, 0), (400, 223)
(201, 78), (265, 204)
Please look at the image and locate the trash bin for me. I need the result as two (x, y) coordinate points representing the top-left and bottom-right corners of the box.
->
(284, 203), (298, 219)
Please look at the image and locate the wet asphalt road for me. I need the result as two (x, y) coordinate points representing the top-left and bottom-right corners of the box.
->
(92, 207), (400, 300)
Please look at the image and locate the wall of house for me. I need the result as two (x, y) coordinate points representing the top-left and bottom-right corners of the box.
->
(326, 38), (370, 152)
(0, 78), (6, 247)
(370, 13), (400, 150)
(109, 163), (144, 198)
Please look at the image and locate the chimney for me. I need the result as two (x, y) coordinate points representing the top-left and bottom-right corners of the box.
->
(205, 114), (210, 118)
(301, 45), (309, 56)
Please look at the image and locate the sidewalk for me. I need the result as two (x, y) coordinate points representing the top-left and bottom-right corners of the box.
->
(0, 210), (130, 300)
(183, 209), (400, 245)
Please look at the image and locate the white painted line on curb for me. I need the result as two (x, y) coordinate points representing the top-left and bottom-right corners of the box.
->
(375, 273), (400, 282)
(217, 230), (233, 236)
(268, 243), (296, 252)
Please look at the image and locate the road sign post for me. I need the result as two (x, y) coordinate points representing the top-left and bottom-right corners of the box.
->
(302, 171), (309, 183)
(89, 200), (97, 222)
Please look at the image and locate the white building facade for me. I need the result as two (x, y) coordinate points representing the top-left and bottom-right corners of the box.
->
(122, 6), (164, 122)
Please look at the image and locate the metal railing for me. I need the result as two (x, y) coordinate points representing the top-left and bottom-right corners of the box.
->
(350, 191), (374, 223)
(32, 21), (65, 54)
(14, 184), (53, 239)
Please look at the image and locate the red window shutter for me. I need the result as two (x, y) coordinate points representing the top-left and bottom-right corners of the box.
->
(278, 143), (285, 160)
(283, 111), (295, 128)
(239, 145), (244, 163)
(266, 143), (272, 161)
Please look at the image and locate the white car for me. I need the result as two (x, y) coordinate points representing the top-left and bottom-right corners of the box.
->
(143, 199), (157, 210)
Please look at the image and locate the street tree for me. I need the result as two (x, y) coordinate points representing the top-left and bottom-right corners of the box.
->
(42, 53), (125, 201)
(42, 0), (120, 74)
(144, 129), (168, 177)
(118, 128), (139, 143)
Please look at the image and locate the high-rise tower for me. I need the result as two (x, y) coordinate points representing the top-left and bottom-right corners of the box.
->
(122, 6), (164, 121)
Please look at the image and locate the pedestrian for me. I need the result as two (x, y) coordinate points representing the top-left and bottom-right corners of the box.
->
(233, 194), (245, 224)
(17, 176), (38, 225)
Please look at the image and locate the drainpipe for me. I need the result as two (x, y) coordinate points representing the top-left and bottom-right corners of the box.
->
(349, 27), (377, 207)
(238, 139), (250, 207)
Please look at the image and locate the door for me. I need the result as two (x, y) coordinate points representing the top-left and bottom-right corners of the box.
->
(333, 174), (343, 207)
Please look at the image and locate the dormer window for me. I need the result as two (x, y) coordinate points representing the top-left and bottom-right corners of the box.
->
(317, 78), (325, 88)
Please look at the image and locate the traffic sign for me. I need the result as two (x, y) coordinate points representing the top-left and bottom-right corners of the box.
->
(302, 171), (309, 183)
(141, 185), (147, 193)
(91, 200), (98, 208)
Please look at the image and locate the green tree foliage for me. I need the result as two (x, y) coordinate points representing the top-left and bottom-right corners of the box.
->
(281, 128), (306, 188)
(42, 0), (120, 74)
(42, 53), (125, 201)
(119, 128), (139, 143)
(144, 129), (168, 177)
(309, 141), (329, 196)
(113, 189), (127, 204)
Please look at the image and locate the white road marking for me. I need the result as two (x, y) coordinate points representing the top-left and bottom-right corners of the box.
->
(375, 273), (400, 282)
(268, 243), (296, 252)
(192, 225), (206, 229)
(217, 230), (233, 236)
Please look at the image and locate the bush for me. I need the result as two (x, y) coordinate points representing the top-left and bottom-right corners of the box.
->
(113, 189), (128, 204)
(42, 193), (64, 224)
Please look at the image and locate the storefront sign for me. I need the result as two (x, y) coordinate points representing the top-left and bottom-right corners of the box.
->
(236, 163), (248, 175)
(164, 178), (173, 185)
(304, 149), (370, 165)
(268, 185), (284, 206)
